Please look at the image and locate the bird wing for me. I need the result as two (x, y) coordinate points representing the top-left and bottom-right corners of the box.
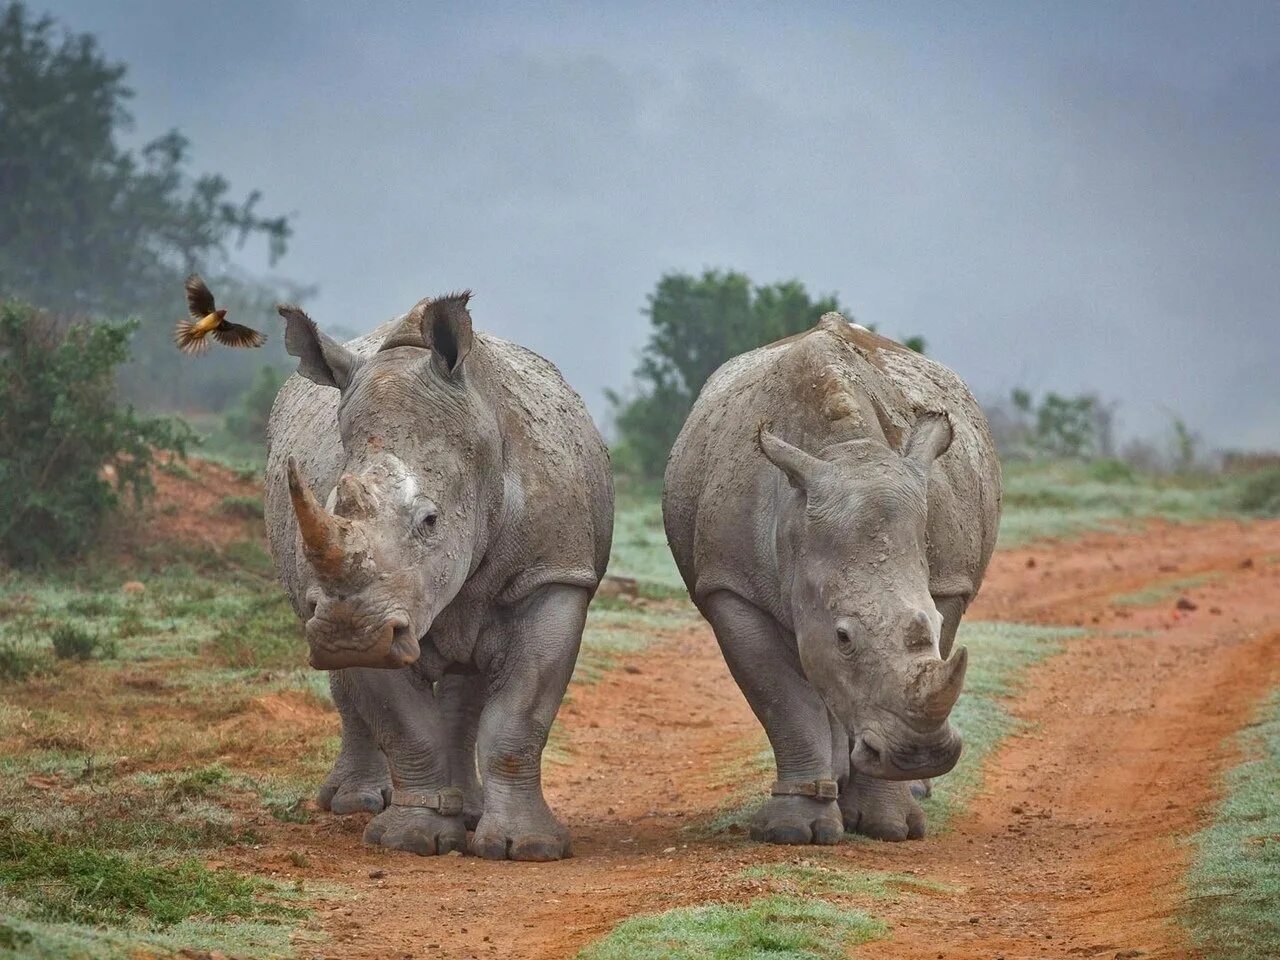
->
(213, 321), (267, 348)
(185, 274), (216, 318)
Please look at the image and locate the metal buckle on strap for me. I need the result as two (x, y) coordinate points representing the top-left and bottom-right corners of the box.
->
(389, 787), (465, 817)
(771, 779), (839, 801)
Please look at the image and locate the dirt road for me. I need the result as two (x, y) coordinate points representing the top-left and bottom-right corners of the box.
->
(247, 519), (1280, 959)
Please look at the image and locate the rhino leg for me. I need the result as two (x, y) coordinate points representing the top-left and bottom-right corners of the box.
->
(316, 669), (391, 815)
(471, 583), (585, 862)
(340, 667), (467, 856)
(839, 772), (926, 841)
(436, 672), (485, 830)
(704, 590), (843, 845)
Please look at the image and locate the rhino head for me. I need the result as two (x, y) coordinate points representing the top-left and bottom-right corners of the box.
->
(759, 412), (966, 781)
(279, 293), (502, 670)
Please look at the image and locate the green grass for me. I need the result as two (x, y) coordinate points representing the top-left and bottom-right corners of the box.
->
(740, 862), (952, 897)
(998, 459), (1235, 546)
(577, 895), (885, 960)
(1183, 690), (1280, 960)
(608, 490), (684, 594)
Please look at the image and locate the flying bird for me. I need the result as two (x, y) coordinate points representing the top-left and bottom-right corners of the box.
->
(173, 274), (267, 355)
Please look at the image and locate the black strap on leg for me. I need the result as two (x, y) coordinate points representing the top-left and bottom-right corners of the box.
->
(771, 779), (839, 800)
(389, 787), (465, 817)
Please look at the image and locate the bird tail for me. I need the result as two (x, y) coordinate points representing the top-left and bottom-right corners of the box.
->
(173, 318), (210, 355)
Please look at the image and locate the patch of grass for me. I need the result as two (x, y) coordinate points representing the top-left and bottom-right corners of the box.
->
(208, 590), (303, 669)
(578, 895), (885, 960)
(998, 459), (1234, 546)
(609, 491), (683, 592)
(1183, 690), (1280, 960)
(0, 639), (47, 682)
(740, 862), (952, 897)
(0, 820), (303, 929)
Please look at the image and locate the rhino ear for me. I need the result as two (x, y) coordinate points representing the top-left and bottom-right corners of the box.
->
(758, 425), (827, 492)
(412, 291), (473, 377)
(279, 304), (361, 390)
(903, 411), (953, 468)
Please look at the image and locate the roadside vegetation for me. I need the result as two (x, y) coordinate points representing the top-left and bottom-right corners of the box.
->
(1183, 691), (1280, 960)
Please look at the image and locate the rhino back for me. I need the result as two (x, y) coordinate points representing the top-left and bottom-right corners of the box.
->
(266, 318), (613, 615)
(664, 314), (1000, 609)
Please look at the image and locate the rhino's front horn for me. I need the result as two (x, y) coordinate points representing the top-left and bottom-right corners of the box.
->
(287, 456), (347, 579)
(909, 645), (968, 724)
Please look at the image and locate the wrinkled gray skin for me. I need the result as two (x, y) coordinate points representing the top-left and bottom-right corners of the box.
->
(664, 313), (1001, 844)
(264, 293), (612, 860)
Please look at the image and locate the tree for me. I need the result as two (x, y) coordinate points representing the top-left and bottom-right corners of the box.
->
(0, 2), (296, 410)
(608, 270), (849, 477)
(0, 301), (193, 566)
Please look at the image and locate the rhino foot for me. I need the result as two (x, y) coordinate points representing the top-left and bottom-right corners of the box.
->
(363, 806), (467, 856)
(316, 771), (391, 815)
(840, 774), (925, 841)
(471, 809), (571, 861)
(749, 796), (843, 845)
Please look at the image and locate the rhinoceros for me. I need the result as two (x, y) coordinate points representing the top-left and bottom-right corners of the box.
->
(663, 313), (1001, 843)
(264, 293), (613, 860)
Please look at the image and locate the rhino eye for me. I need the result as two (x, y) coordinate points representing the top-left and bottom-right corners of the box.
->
(835, 622), (857, 656)
(420, 511), (438, 530)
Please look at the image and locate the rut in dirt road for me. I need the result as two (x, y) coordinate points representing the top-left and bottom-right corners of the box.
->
(252, 520), (1280, 960)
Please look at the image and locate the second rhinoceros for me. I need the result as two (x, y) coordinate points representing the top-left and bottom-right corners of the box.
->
(264, 293), (613, 860)
(663, 313), (1001, 843)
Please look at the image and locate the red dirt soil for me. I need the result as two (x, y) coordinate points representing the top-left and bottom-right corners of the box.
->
(232, 519), (1280, 960)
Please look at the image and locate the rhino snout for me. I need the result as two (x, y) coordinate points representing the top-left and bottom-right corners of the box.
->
(850, 725), (962, 781)
(304, 614), (421, 670)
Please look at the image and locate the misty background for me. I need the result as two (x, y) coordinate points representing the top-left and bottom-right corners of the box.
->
(33, 0), (1280, 450)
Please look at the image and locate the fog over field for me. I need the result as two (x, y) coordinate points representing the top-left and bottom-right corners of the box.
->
(43, 0), (1280, 449)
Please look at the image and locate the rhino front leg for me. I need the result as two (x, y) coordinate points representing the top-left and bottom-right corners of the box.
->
(341, 667), (467, 856)
(436, 672), (485, 830)
(316, 669), (391, 815)
(704, 590), (843, 845)
(839, 772), (926, 841)
(472, 583), (585, 862)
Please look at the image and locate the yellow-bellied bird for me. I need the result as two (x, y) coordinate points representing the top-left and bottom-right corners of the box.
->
(173, 274), (267, 355)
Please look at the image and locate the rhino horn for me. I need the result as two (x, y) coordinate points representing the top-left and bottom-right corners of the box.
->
(287, 456), (347, 578)
(909, 645), (968, 723)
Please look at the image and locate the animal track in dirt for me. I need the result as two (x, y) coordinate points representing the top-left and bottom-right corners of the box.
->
(233, 518), (1280, 960)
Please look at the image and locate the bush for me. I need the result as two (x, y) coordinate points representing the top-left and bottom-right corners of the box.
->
(51, 623), (115, 661)
(1238, 468), (1280, 517)
(0, 302), (194, 566)
(0, 640), (46, 681)
(224, 365), (286, 444)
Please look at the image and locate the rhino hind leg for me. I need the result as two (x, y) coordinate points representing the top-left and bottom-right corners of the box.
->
(436, 672), (485, 830)
(840, 772), (926, 841)
(471, 583), (588, 862)
(704, 590), (843, 846)
(317, 670), (391, 815)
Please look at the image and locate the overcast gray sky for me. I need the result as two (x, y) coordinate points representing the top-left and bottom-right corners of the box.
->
(40, 1), (1280, 449)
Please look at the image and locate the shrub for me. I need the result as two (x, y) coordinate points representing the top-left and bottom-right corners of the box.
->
(51, 623), (115, 661)
(1237, 467), (1280, 517)
(0, 640), (46, 681)
(0, 302), (195, 566)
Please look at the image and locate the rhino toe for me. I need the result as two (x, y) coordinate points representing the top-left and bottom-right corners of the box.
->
(840, 774), (926, 842)
(749, 796), (843, 845)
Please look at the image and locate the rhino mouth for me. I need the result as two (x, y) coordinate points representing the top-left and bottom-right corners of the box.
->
(306, 618), (421, 670)
(850, 728), (961, 781)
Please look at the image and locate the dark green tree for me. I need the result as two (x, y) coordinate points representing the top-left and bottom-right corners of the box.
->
(607, 271), (849, 477)
(0, 2), (298, 409)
